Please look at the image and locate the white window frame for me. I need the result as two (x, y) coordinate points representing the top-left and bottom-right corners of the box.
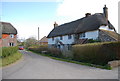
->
(10, 34), (14, 38)
(79, 33), (85, 39)
(60, 36), (63, 40)
(68, 35), (72, 39)
(52, 37), (54, 41)
(9, 43), (14, 46)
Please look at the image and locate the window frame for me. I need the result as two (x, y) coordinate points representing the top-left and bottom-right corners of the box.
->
(52, 37), (54, 41)
(68, 35), (72, 39)
(9, 43), (14, 46)
(60, 36), (63, 40)
(79, 33), (86, 38)
(10, 34), (14, 38)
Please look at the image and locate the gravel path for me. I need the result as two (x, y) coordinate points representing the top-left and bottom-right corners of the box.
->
(2, 50), (118, 79)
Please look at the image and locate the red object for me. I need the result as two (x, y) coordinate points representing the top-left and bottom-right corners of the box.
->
(19, 46), (24, 50)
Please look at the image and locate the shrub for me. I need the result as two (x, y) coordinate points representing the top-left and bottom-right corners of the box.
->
(2, 46), (18, 58)
(2, 52), (22, 66)
(28, 45), (48, 53)
(28, 45), (62, 58)
(48, 47), (62, 58)
(72, 41), (120, 66)
(88, 39), (101, 43)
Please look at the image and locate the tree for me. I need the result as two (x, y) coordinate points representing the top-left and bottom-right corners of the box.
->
(24, 37), (37, 48)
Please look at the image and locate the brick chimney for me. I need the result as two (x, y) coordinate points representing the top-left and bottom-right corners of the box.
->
(54, 22), (58, 28)
(85, 13), (91, 17)
(103, 5), (108, 20)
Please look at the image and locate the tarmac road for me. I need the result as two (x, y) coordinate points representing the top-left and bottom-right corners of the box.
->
(2, 50), (119, 79)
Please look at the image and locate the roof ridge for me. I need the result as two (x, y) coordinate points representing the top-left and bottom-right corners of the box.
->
(0, 22), (10, 24)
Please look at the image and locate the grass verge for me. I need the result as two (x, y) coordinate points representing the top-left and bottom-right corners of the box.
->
(28, 50), (112, 70)
(0, 51), (22, 67)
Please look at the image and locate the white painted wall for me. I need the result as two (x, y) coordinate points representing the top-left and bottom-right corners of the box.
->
(79, 30), (99, 39)
(48, 34), (74, 44)
(48, 30), (99, 45)
(85, 30), (99, 39)
(99, 25), (114, 31)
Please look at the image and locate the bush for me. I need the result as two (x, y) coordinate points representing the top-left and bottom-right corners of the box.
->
(88, 39), (101, 43)
(28, 45), (48, 53)
(2, 46), (18, 58)
(1, 52), (22, 66)
(72, 41), (120, 66)
(28, 45), (62, 58)
(48, 47), (62, 58)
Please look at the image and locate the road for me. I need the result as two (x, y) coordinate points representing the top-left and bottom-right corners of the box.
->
(2, 50), (119, 79)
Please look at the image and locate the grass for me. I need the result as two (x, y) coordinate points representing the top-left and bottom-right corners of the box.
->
(28, 50), (112, 70)
(0, 51), (22, 67)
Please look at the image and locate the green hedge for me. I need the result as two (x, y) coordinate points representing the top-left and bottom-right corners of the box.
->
(72, 42), (120, 66)
(1, 52), (22, 67)
(28, 45), (48, 53)
(28, 45), (62, 58)
(2, 46), (18, 58)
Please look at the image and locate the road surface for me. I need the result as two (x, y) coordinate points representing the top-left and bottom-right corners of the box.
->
(2, 50), (119, 79)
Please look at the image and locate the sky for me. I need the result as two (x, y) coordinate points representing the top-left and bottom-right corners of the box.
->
(1, 0), (120, 40)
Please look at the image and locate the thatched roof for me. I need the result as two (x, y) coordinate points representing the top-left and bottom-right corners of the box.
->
(39, 36), (48, 42)
(1, 22), (17, 34)
(47, 13), (115, 38)
(100, 29), (120, 41)
(0, 23), (2, 38)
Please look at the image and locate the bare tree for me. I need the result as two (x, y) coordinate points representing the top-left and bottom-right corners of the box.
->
(24, 37), (37, 48)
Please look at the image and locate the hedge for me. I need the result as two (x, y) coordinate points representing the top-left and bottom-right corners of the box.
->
(28, 45), (62, 58)
(72, 41), (120, 66)
(2, 46), (18, 58)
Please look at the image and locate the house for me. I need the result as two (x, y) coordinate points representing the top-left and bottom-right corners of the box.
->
(47, 5), (119, 50)
(39, 36), (48, 45)
(0, 22), (17, 47)
(0, 25), (2, 47)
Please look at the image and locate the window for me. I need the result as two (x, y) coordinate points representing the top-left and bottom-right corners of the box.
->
(68, 35), (72, 39)
(67, 44), (71, 50)
(60, 36), (63, 40)
(10, 34), (14, 38)
(9, 43), (14, 46)
(80, 33), (85, 38)
(52, 37), (54, 41)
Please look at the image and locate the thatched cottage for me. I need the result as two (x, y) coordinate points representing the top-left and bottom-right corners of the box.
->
(47, 5), (119, 50)
(0, 22), (17, 47)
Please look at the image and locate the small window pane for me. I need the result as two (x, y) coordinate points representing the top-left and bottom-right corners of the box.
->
(10, 34), (14, 38)
(68, 35), (72, 39)
(80, 33), (85, 38)
(60, 36), (63, 40)
(52, 37), (54, 41)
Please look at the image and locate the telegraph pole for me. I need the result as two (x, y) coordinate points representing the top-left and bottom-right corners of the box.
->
(38, 27), (39, 41)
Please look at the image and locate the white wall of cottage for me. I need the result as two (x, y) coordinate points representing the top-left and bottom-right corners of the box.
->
(48, 26), (115, 45)
(48, 35), (74, 44)
(84, 30), (99, 39)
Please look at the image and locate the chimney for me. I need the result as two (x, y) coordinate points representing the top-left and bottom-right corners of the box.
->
(103, 5), (108, 20)
(85, 13), (91, 17)
(54, 22), (58, 28)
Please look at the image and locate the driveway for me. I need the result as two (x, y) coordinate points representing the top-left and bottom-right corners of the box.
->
(2, 50), (118, 79)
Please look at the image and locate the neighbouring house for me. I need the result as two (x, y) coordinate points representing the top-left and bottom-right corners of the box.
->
(39, 36), (48, 45)
(0, 25), (2, 47)
(0, 22), (17, 47)
(47, 5), (120, 50)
